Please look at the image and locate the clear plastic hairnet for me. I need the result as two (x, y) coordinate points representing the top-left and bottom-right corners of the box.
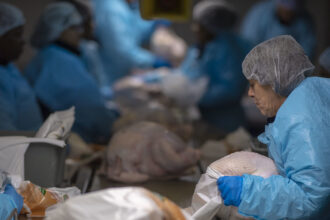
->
(31, 2), (82, 48)
(193, 0), (237, 35)
(242, 35), (315, 97)
(319, 47), (330, 73)
(0, 3), (25, 36)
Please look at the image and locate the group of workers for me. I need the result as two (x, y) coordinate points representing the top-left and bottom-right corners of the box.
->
(0, 0), (329, 219)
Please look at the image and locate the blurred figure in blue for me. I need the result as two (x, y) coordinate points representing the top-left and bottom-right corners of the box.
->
(218, 35), (330, 219)
(0, 3), (43, 131)
(319, 47), (330, 78)
(25, 2), (118, 144)
(0, 184), (23, 220)
(180, 0), (251, 133)
(59, 0), (113, 99)
(92, 0), (172, 84)
(241, 0), (316, 59)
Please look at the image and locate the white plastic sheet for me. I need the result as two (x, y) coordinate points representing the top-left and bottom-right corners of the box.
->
(36, 107), (75, 139)
(46, 187), (193, 220)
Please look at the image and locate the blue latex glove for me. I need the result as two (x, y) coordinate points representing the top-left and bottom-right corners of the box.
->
(4, 184), (23, 213)
(153, 57), (172, 68)
(217, 176), (243, 207)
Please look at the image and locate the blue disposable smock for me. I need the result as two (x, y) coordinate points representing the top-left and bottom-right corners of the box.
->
(92, 0), (157, 84)
(0, 194), (17, 220)
(25, 44), (118, 143)
(0, 63), (42, 131)
(180, 32), (250, 132)
(241, 0), (315, 59)
(238, 77), (330, 219)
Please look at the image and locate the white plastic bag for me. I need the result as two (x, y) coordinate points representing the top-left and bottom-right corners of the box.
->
(161, 73), (208, 107)
(46, 187), (192, 220)
(36, 107), (75, 139)
(188, 152), (279, 220)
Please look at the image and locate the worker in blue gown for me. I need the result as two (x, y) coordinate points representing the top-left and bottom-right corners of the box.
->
(180, 0), (251, 133)
(217, 35), (330, 219)
(25, 2), (118, 144)
(59, 0), (113, 99)
(0, 3), (43, 131)
(92, 0), (171, 84)
(241, 0), (315, 59)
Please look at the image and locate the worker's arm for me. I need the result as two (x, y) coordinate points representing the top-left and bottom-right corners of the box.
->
(238, 122), (327, 219)
(96, 3), (156, 70)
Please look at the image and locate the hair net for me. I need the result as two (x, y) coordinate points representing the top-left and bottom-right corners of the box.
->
(0, 3), (25, 37)
(276, 0), (298, 10)
(193, 0), (237, 35)
(31, 2), (83, 48)
(242, 35), (315, 97)
(319, 47), (330, 73)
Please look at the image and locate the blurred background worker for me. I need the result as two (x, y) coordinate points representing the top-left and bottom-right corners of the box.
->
(217, 35), (330, 219)
(25, 2), (118, 144)
(92, 0), (172, 85)
(0, 3), (43, 131)
(180, 0), (251, 133)
(319, 47), (330, 78)
(0, 184), (23, 220)
(241, 0), (316, 59)
(60, 0), (114, 99)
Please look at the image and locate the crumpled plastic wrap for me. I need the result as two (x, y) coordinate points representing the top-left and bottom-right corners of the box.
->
(46, 187), (192, 220)
(187, 151), (278, 220)
(18, 181), (80, 218)
(36, 107), (75, 139)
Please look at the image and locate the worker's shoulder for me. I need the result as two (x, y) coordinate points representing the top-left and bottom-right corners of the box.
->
(247, 0), (273, 15)
(277, 77), (330, 124)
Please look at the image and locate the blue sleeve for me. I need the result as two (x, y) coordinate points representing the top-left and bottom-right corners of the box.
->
(0, 194), (17, 220)
(96, 4), (156, 69)
(238, 122), (329, 219)
(240, 3), (267, 46)
(34, 54), (117, 143)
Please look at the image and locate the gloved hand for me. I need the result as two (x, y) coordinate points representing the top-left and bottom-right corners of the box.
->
(4, 184), (23, 213)
(217, 176), (243, 207)
(153, 57), (172, 68)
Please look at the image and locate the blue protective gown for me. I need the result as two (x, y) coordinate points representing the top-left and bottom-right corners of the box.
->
(180, 32), (250, 132)
(0, 194), (17, 220)
(92, 0), (157, 84)
(25, 44), (118, 143)
(0, 63), (42, 131)
(241, 0), (316, 59)
(238, 77), (330, 219)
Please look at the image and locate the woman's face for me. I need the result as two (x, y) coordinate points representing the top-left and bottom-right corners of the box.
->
(248, 80), (286, 117)
(0, 26), (25, 63)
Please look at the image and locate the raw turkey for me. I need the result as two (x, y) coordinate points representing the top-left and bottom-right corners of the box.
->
(106, 121), (200, 183)
(188, 151), (278, 220)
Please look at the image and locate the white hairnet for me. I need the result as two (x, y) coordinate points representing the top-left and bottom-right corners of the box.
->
(319, 47), (330, 73)
(31, 2), (82, 48)
(0, 3), (25, 36)
(242, 35), (315, 97)
(193, 0), (237, 35)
